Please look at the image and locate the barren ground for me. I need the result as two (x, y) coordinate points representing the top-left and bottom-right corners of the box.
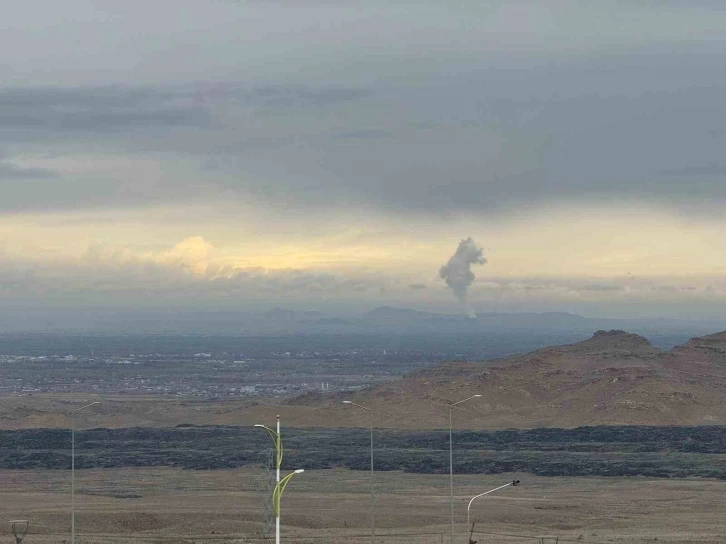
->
(0, 468), (723, 544)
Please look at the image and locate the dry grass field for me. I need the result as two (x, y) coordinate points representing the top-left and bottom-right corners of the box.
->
(0, 468), (723, 544)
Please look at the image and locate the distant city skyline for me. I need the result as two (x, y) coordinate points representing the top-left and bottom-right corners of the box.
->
(3, 1), (726, 329)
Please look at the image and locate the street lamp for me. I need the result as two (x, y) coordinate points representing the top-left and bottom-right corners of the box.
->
(255, 417), (283, 544)
(467, 480), (520, 525)
(342, 400), (375, 540)
(447, 395), (481, 543)
(272, 468), (305, 529)
(71, 401), (100, 544)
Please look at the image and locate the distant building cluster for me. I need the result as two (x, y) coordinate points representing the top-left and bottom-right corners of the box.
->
(0, 346), (426, 398)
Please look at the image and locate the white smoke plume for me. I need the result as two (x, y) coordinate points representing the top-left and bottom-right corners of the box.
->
(439, 237), (486, 318)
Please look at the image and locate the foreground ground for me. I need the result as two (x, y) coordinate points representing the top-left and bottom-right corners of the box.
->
(0, 468), (723, 543)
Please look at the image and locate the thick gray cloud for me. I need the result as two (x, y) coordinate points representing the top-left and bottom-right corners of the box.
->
(0, 82), (374, 212)
(2, 2), (726, 217)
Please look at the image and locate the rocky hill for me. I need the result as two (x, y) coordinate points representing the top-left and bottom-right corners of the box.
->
(293, 329), (726, 429)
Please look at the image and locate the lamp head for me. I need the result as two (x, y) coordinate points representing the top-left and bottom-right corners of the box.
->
(294, 469), (305, 474)
(73, 401), (100, 413)
(473, 395), (482, 398)
(254, 424), (265, 428)
(342, 401), (352, 404)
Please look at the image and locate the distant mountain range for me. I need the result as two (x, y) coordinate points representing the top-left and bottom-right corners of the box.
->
(251, 305), (724, 334)
(361, 306), (593, 327)
(2, 304), (721, 335)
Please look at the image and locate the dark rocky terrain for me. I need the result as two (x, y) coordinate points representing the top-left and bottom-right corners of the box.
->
(1, 424), (725, 479)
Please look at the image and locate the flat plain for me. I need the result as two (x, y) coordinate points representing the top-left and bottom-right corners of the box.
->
(0, 467), (724, 543)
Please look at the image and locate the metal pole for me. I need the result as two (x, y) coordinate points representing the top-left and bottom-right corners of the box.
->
(446, 395), (481, 544)
(71, 413), (75, 544)
(342, 400), (375, 541)
(70, 401), (99, 544)
(370, 408), (375, 540)
(273, 469), (304, 539)
(449, 406), (454, 544)
(276, 415), (281, 544)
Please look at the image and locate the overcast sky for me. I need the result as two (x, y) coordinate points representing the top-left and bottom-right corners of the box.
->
(2, 1), (726, 330)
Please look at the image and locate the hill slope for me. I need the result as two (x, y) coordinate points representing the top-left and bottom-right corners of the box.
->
(303, 329), (726, 429)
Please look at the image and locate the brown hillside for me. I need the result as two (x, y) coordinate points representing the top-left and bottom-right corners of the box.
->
(667, 330), (726, 368)
(302, 329), (726, 429)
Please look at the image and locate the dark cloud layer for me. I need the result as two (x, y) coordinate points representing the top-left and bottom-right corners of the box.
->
(1, 4), (726, 218)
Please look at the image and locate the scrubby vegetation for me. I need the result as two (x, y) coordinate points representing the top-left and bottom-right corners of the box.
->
(0, 425), (725, 479)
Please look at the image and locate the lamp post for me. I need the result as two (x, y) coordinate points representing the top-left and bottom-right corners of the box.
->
(467, 480), (520, 525)
(255, 416), (283, 544)
(272, 468), (304, 540)
(342, 400), (375, 540)
(448, 395), (481, 544)
(71, 401), (99, 544)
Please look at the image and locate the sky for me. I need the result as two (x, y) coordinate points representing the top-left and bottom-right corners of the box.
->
(2, 0), (726, 329)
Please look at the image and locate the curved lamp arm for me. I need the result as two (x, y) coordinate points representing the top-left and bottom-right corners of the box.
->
(72, 401), (100, 414)
(254, 424), (283, 469)
(342, 400), (372, 412)
(273, 469), (304, 517)
(450, 394), (482, 407)
(467, 480), (520, 524)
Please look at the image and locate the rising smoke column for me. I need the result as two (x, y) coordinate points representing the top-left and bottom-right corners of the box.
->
(439, 237), (486, 318)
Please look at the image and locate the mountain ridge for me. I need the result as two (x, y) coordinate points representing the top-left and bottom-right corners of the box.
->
(286, 328), (726, 429)
(250, 305), (726, 336)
